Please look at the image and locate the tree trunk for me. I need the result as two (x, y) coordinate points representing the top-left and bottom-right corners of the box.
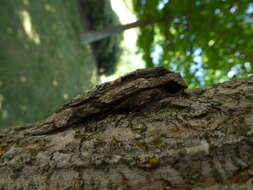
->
(0, 67), (253, 190)
(81, 16), (170, 44)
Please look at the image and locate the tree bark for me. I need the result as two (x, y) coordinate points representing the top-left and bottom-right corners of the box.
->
(0, 67), (253, 190)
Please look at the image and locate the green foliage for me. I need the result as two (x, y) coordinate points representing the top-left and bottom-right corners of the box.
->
(0, 0), (97, 128)
(132, 0), (253, 87)
(80, 0), (122, 75)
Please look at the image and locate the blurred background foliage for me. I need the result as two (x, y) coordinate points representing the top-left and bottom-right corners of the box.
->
(131, 0), (253, 87)
(79, 0), (122, 76)
(0, 0), (121, 128)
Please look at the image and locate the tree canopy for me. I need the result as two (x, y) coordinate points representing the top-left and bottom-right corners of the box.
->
(131, 0), (253, 87)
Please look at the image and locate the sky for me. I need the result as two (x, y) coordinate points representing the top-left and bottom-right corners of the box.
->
(100, 0), (144, 83)
(111, 0), (137, 48)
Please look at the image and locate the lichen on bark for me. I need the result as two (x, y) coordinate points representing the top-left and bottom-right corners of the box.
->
(0, 67), (253, 190)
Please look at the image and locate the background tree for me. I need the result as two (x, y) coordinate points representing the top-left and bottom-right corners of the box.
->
(79, 0), (122, 76)
(0, 0), (123, 129)
(129, 0), (253, 87)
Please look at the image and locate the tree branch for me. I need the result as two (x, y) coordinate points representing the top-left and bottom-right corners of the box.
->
(81, 15), (170, 44)
(0, 67), (253, 190)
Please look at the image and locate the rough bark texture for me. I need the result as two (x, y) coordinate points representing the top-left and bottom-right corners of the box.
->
(0, 67), (253, 190)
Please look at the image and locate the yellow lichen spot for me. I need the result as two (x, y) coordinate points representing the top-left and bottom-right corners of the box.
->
(0, 150), (5, 156)
(147, 158), (160, 168)
(138, 157), (160, 169)
(52, 80), (58, 87)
